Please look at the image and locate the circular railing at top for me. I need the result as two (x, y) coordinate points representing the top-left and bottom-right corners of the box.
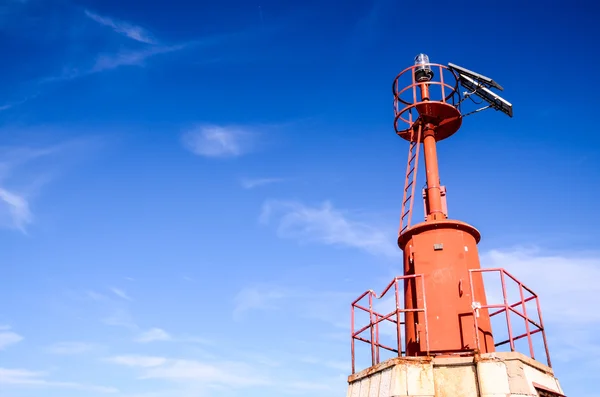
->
(392, 63), (461, 137)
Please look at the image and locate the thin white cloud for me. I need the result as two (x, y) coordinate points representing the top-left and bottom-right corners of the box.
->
(42, 44), (189, 83)
(86, 290), (108, 301)
(108, 355), (271, 388)
(181, 124), (257, 158)
(0, 139), (95, 233)
(232, 285), (351, 329)
(260, 200), (400, 257)
(299, 357), (347, 371)
(287, 381), (336, 392)
(0, 93), (39, 112)
(135, 328), (172, 343)
(0, 330), (23, 350)
(232, 287), (288, 320)
(110, 287), (132, 301)
(0, 188), (32, 232)
(240, 177), (285, 189)
(102, 308), (138, 330)
(0, 368), (118, 393)
(84, 10), (157, 44)
(45, 342), (95, 355)
(107, 355), (167, 368)
(91, 44), (186, 73)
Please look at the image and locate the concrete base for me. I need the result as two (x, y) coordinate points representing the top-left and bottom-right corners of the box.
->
(347, 352), (564, 397)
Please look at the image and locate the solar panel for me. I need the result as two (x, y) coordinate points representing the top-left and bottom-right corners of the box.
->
(448, 62), (504, 91)
(459, 74), (513, 118)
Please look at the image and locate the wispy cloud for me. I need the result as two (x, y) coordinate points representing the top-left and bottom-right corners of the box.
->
(232, 285), (351, 329)
(102, 307), (138, 330)
(90, 44), (186, 73)
(135, 328), (172, 343)
(86, 290), (109, 301)
(110, 287), (132, 301)
(181, 124), (258, 158)
(260, 200), (399, 257)
(232, 286), (288, 320)
(44, 44), (188, 82)
(40, 11), (195, 82)
(0, 368), (118, 393)
(0, 188), (32, 232)
(0, 328), (23, 350)
(0, 93), (39, 112)
(45, 342), (95, 355)
(299, 357), (347, 371)
(0, 145), (59, 233)
(240, 177), (285, 189)
(133, 328), (211, 345)
(0, 139), (96, 233)
(108, 355), (167, 368)
(84, 10), (157, 44)
(84, 287), (139, 330)
(108, 355), (272, 388)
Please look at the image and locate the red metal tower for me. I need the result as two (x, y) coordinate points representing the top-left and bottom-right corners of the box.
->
(349, 56), (563, 397)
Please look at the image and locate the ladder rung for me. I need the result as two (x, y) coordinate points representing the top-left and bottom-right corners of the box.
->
(404, 180), (414, 191)
(401, 210), (410, 219)
(403, 196), (412, 206)
(407, 168), (415, 177)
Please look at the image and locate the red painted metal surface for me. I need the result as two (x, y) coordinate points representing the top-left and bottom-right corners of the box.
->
(398, 221), (494, 356)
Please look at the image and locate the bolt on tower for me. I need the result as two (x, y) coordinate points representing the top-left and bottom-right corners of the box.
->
(347, 55), (566, 397)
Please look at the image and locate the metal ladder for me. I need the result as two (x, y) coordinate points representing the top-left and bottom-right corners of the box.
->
(399, 123), (422, 235)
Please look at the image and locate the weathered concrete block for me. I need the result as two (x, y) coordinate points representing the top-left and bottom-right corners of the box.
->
(477, 360), (510, 395)
(406, 362), (434, 396)
(433, 364), (477, 397)
(389, 364), (406, 396)
(347, 352), (563, 397)
(379, 367), (393, 397)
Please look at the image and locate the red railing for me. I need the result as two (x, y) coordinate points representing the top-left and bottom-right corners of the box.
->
(469, 268), (552, 367)
(351, 268), (552, 374)
(350, 274), (429, 374)
(392, 63), (460, 135)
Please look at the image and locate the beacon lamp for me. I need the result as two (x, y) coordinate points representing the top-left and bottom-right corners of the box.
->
(414, 53), (434, 82)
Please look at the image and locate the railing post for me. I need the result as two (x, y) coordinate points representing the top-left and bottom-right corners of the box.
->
(418, 274), (430, 355)
(501, 271), (516, 352)
(536, 295), (552, 367)
(395, 279), (402, 357)
(518, 283), (535, 359)
(351, 302), (355, 374)
(369, 293), (376, 366)
(469, 270), (481, 352)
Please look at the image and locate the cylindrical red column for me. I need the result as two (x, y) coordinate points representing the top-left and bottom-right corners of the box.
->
(400, 221), (494, 356)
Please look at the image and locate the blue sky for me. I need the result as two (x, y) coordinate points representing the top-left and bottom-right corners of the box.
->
(0, 0), (599, 396)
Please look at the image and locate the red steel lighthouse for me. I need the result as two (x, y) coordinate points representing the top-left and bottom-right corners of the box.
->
(347, 55), (565, 397)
